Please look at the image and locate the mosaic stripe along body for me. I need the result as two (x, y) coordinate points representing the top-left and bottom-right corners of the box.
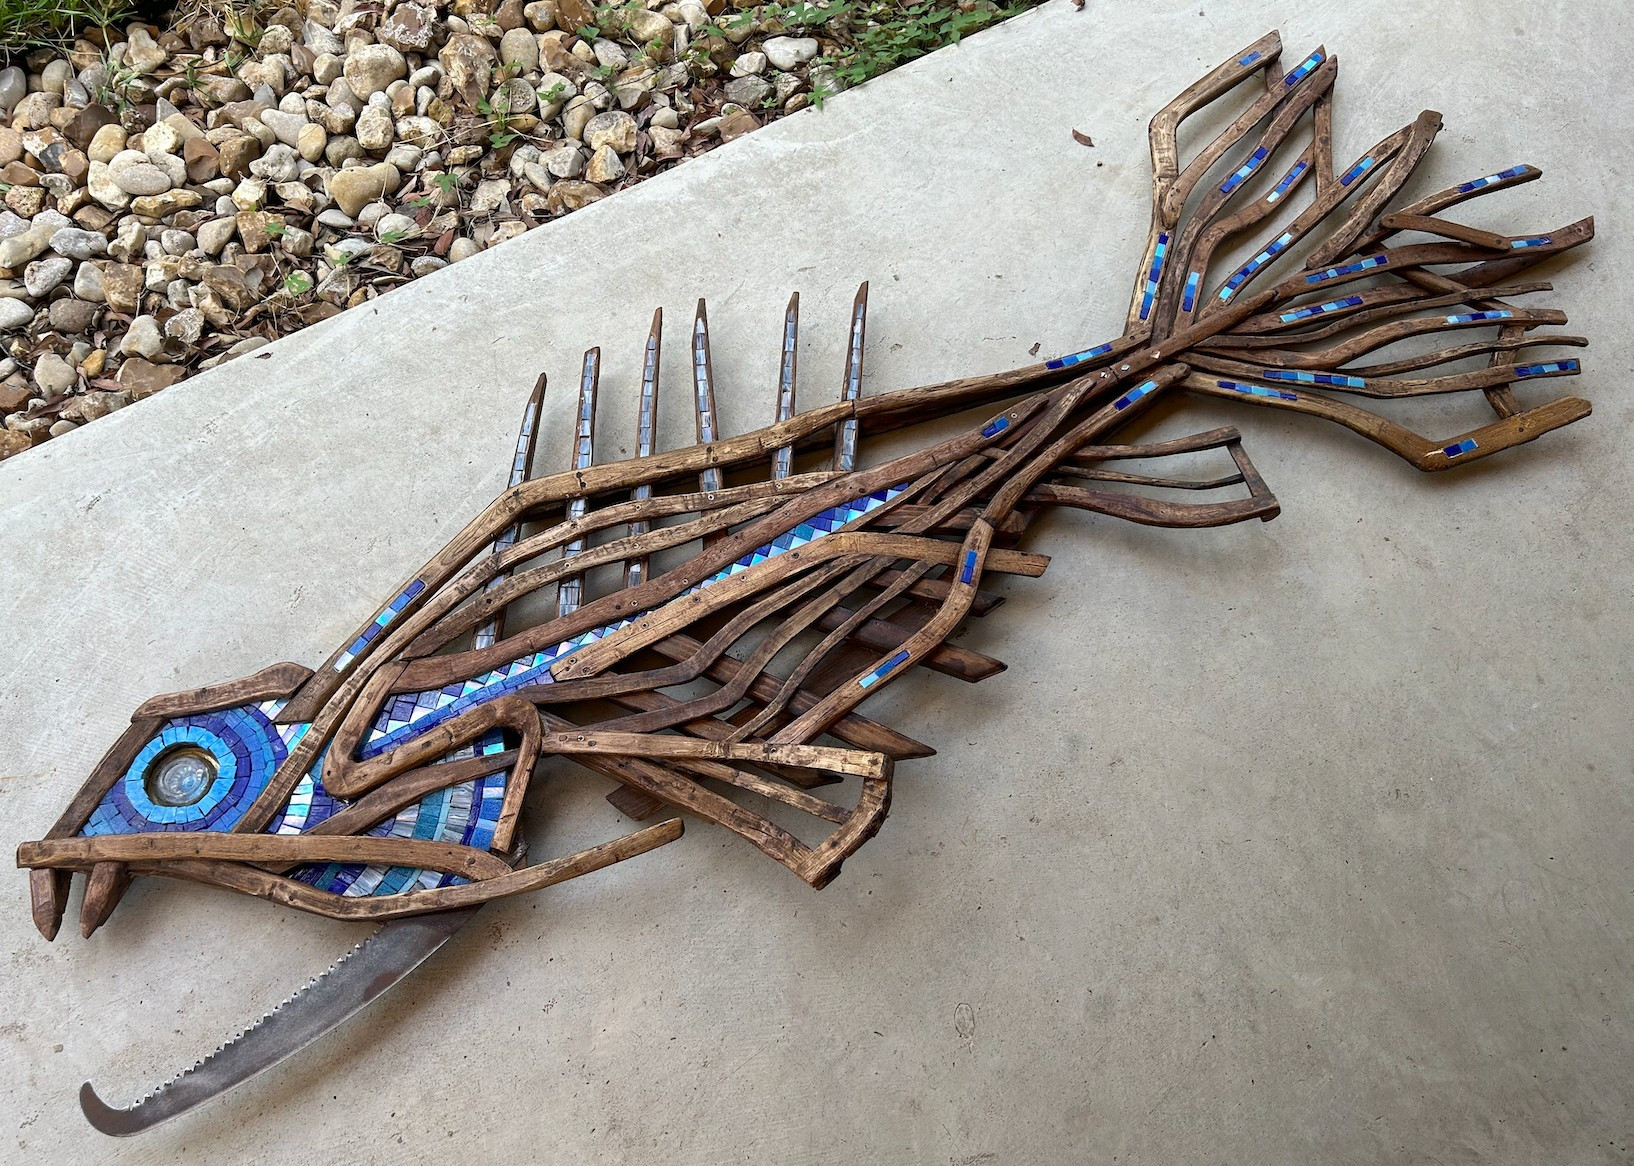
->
(21, 31), (1595, 943)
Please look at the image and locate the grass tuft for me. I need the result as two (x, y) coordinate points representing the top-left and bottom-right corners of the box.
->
(0, 0), (140, 52)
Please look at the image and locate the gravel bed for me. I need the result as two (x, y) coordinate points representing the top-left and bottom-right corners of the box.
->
(0, 1), (1041, 459)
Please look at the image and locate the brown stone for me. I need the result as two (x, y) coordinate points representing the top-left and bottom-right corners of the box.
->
(195, 75), (252, 105)
(48, 298), (100, 334)
(63, 104), (121, 151)
(494, 0), (526, 30)
(235, 210), (284, 254)
(100, 262), (145, 313)
(0, 378), (31, 413)
(718, 109), (761, 143)
(131, 190), (203, 218)
(20, 127), (63, 162)
(217, 100), (275, 130)
(544, 179), (605, 214)
(0, 429), (34, 460)
(218, 133), (261, 179)
(4, 185), (45, 217)
(538, 31), (580, 73)
(380, 1), (438, 52)
(1, 161), (40, 187)
(202, 264), (253, 310)
(183, 137), (221, 183)
(439, 33), (497, 107)
(115, 357), (186, 400)
(555, 0), (594, 31)
(72, 205), (117, 232)
(57, 148), (89, 183)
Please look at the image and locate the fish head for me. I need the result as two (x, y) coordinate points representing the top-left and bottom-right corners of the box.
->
(20, 663), (314, 941)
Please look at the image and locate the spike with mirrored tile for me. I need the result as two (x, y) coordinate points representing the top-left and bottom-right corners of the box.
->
(772, 292), (800, 480)
(833, 283), (867, 472)
(473, 374), (547, 651)
(556, 349), (599, 618)
(692, 299), (722, 495)
(625, 310), (663, 588)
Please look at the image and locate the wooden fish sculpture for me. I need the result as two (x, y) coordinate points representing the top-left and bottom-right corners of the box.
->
(17, 30), (1595, 1130)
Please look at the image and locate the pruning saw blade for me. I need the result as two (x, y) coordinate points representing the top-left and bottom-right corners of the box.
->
(79, 906), (480, 1136)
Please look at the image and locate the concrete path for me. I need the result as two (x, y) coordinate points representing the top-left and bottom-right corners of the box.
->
(3, 2), (1631, 1160)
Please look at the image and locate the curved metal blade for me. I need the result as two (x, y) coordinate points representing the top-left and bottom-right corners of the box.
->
(80, 906), (480, 1136)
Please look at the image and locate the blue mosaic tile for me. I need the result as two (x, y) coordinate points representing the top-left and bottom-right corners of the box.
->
(1139, 234), (1168, 320)
(1045, 342), (1113, 371)
(1182, 271), (1200, 313)
(1279, 294), (1364, 323)
(289, 768), (509, 897)
(1338, 156), (1375, 186)
(1442, 438), (1479, 458)
(335, 579), (428, 671)
(1455, 165), (1528, 194)
(1283, 49), (1324, 86)
(1266, 160), (1308, 203)
(1216, 379), (1298, 402)
(1221, 147), (1270, 195)
(1219, 232), (1294, 300)
(1112, 379), (1159, 412)
(1513, 360), (1578, 377)
(858, 650), (911, 690)
(1305, 254), (1388, 284)
(1262, 370), (1367, 388)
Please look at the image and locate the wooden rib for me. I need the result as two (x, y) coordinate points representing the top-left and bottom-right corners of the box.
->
(812, 606), (1004, 683)
(140, 820), (684, 922)
(557, 348), (599, 617)
(20, 834), (515, 881)
(1221, 282), (1552, 345)
(537, 731), (886, 780)
(1184, 345), (1582, 397)
(1075, 425), (1245, 460)
(133, 662), (313, 719)
(1375, 212), (1515, 252)
(646, 634), (935, 759)
(1180, 371), (1590, 469)
(603, 686), (841, 789)
(1199, 307), (1569, 370)
(1349, 163), (1540, 253)
(1025, 484), (1279, 528)
(548, 536), (1048, 684)
(399, 486), (825, 660)
(475, 371), (547, 650)
(625, 309), (663, 587)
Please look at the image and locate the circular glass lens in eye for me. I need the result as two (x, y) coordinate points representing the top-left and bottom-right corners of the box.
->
(146, 747), (217, 807)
